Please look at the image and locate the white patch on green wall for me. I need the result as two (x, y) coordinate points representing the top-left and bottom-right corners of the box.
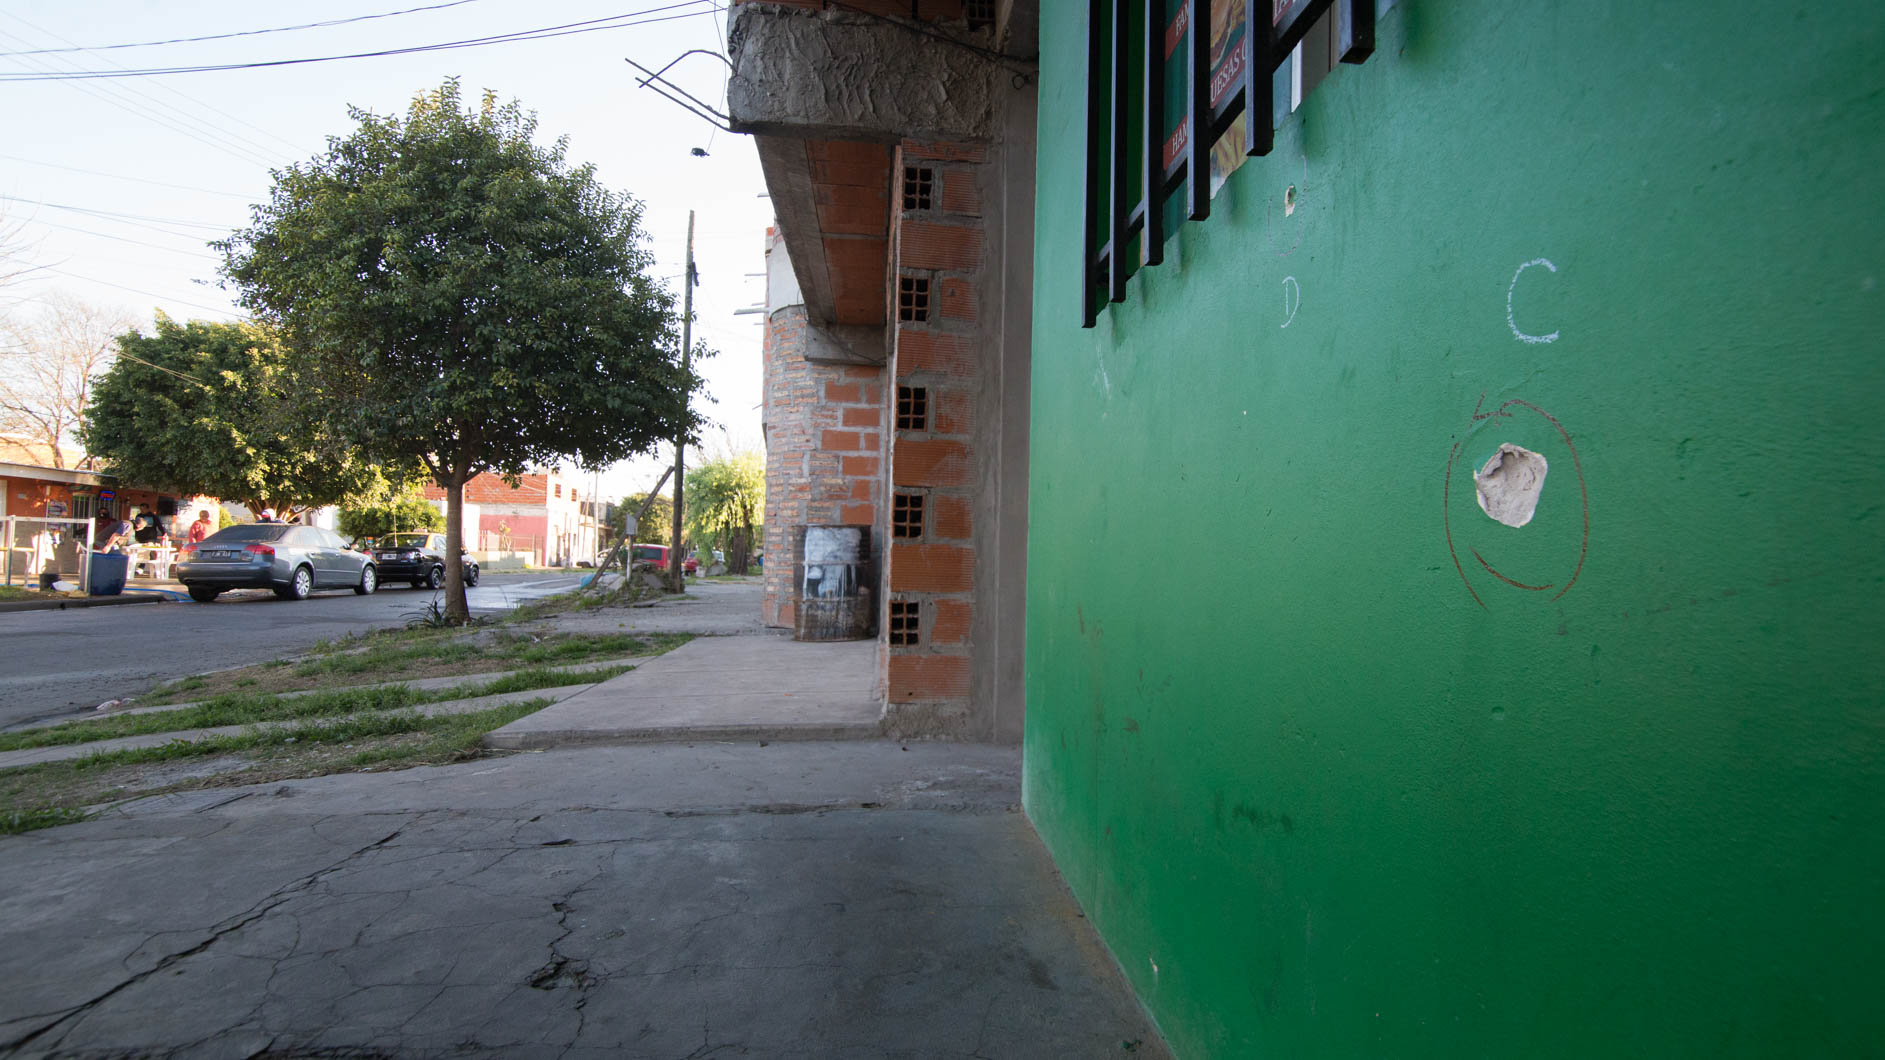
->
(1475, 444), (1549, 528)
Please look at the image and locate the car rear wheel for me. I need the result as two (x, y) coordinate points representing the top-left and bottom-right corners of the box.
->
(275, 566), (313, 601)
(424, 565), (443, 590)
(186, 585), (220, 603)
(354, 565), (377, 596)
(464, 565), (480, 588)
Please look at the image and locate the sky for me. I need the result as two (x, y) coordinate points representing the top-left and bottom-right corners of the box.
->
(0, 0), (772, 506)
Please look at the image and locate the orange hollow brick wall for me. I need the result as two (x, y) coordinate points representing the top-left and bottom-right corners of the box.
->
(759, 301), (887, 629)
(884, 139), (987, 724)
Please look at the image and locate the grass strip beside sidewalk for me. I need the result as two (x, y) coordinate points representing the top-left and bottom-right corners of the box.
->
(141, 631), (688, 704)
(0, 665), (630, 753)
(1, 698), (557, 835)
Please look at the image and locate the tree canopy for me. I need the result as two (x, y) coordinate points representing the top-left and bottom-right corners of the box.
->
(81, 315), (396, 516)
(683, 450), (765, 574)
(618, 490), (673, 545)
(220, 80), (703, 620)
(336, 486), (444, 541)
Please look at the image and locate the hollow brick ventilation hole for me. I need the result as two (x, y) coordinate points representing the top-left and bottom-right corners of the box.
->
(963, 0), (994, 29)
(902, 166), (933, 211)
(898, 276), (930, 322)
(896, 385), (928, 431)
(892, 493), (925, 539)
(889, 599), (921, 646)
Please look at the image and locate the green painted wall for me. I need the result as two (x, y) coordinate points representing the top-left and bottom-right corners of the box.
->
(1024, 2), (1885, 1056)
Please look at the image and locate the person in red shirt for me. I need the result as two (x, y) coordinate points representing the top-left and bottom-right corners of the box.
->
(187, 509), (214, 545)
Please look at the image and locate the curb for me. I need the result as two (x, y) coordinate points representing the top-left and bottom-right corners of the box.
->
(481, 721), (884, 751)
(0, 594), (165, 614)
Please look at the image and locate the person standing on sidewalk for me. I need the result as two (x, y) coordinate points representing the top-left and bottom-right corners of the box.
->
(187, 510), (214, 546)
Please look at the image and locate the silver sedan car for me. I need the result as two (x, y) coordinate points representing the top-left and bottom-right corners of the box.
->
(176, 524), (377, 603)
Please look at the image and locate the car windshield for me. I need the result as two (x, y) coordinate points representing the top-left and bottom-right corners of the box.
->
(632, 545), (665, 560)
(382, 534), (432, 548)
(203, 525), (290, 543)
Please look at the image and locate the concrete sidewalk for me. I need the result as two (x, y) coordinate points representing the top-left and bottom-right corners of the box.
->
(0, 741), (1168, 1057)
(486, 635), (883, 748)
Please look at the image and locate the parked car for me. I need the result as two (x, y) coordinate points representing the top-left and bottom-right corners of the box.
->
(360, 532), (480, 589)
(630, 543), (696, 575)
(178, 524), (377, 603)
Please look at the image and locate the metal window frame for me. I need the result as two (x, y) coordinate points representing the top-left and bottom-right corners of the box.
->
(1082, 0), (1372, 326)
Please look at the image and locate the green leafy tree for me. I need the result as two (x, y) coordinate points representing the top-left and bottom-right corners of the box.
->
(220, 81), (703, 622)
(618, 490), (672, 545)
(336, 486), (444, 541)
(683, 450), (765, 574)
(81, 315), (396, 518)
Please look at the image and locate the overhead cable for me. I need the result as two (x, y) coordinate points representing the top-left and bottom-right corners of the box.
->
(2, 12), (305, 158)
(41, 266), (238, 317)
(0, 26), (283, 167)
(0, 0), (491, 56)
(2, 197), (235, 233)
(0, 4), (724, 81)
(0, 154), (257, 199)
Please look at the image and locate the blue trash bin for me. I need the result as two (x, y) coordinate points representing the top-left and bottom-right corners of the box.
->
(87, 552), (128, 596)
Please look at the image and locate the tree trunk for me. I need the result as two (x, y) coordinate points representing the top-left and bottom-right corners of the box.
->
(728, 525), (752, 575)
(443, 474), (469, 624)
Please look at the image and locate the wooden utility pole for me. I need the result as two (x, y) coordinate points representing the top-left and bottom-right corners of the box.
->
(668, 210), (695, 592)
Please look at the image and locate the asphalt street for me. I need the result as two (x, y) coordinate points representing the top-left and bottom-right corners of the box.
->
(0, 572), (588, 731)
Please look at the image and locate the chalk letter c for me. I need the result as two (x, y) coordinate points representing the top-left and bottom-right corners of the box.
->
(1507, 258), (1560, 345)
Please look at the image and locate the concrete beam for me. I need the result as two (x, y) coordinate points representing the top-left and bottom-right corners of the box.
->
(729, 4), (998, 144)
(754, 135), (839, 325)
(802, 322), (887, 367)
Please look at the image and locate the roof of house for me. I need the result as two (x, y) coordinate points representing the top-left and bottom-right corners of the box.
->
(0, 460), (109, 487)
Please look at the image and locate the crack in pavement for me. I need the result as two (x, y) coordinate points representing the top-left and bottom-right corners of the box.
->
(0, 825), (408, 1055)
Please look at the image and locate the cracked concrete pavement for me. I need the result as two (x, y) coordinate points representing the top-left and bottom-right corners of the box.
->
(0, 741), (1168, 1058)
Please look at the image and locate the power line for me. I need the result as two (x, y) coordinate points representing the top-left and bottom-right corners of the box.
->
(0, 154), (257, 199)
(0, 27), (282, 168)
(12, 207), (221, 244)
(2, 197), (235, 233)
(0, 13), (294, 163)
(1, 11), (301, 158)
(40, 267), (238, 317)
(109, 348), (217, 391)
(24, 218), (221, 258)
(0, 0), (491, 56)
(0, 4), (724, 82)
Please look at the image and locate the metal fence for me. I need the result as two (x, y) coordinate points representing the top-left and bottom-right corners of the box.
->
(2, 515), (97, 590)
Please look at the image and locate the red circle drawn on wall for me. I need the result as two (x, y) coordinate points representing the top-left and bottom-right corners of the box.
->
(1443, 394), (1589, 609)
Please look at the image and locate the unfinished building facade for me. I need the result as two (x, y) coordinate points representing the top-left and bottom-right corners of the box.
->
(735, 0), (1038, 741)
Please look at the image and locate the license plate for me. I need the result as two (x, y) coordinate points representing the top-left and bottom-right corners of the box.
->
(379, 552), (397, 560)
(208, 551), (236, 560)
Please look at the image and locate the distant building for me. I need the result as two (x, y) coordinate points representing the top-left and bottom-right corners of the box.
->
(420, 469), (598, 567)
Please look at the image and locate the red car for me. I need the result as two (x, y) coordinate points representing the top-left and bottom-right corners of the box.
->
(630, 544), (696, 574)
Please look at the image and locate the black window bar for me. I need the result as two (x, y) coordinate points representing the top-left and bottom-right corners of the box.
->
(1082, 0), (1373, 327)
